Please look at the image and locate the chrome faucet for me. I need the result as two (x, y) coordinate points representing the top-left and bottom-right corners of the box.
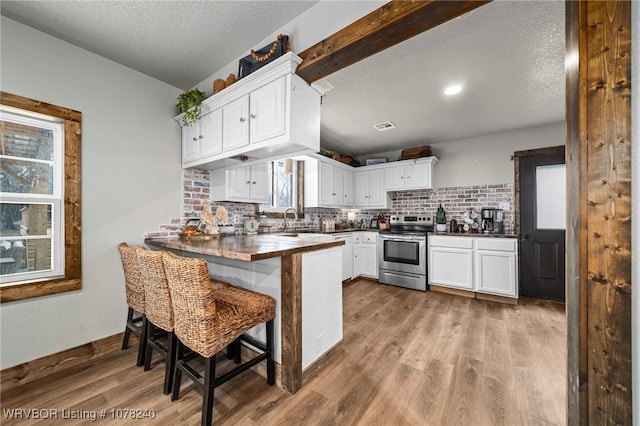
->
(283, 207), (298, 231)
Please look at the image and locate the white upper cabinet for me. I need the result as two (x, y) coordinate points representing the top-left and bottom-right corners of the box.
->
(210, 161), (269, 203)
(384, 157), (437, 191)
(355, 169), (385, 208)
(249, 77), (286, 143)
(302, 154), (353, 208)
(222, 96), (249, 151)
(176, 53), (320, 170)
(181, 108), (223, 165)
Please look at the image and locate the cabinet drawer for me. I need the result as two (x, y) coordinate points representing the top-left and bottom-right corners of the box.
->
(475, 238), (517, 252)
(429, 236), (473, 249)
(353, 233), (362, 244)
(362, 232), (378, 244)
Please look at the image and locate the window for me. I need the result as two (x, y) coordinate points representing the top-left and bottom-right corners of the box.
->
(1, 111), (64, 283)
(261, 159), (297, 212)
(0, 92), (82, 303)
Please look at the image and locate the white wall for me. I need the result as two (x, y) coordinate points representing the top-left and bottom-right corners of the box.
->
(0, 17), (182, 369)
(368, 122), (565, 188)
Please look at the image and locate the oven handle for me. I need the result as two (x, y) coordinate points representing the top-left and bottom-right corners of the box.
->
(379, 235), (426, 242)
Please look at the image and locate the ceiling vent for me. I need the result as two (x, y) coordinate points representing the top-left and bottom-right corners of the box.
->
(373, 121), (396, 132)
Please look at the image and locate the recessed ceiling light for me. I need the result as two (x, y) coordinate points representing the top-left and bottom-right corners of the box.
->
(444, 85), (463, 96)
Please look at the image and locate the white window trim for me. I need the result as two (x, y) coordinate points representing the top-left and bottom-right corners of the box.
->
(0, 110), (65, 284)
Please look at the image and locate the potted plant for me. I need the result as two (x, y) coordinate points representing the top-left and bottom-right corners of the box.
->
(436, 203), (447, 232)
(177, 88), (206, 126)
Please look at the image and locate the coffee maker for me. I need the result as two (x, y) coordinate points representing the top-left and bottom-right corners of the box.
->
(480, 208), (503, 234)
(494, 209), (504, 234)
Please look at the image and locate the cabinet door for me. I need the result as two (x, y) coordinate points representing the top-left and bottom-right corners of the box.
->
(428, 247), (474, 290)
(405, 162), (430, 189)
(384, 165), (406, 190)
(181, 122), (199, 164)
(318, 162), (335, 206)
(354, 171), (370, 207)
(343, 169), (354, 207)
(368, 169), (386, 207)
(341, 241), (354, 281)
(249, 162), (270, 203)
(332, 166), (344, 205)
(199, 108), (223, 159)
(475, 250), (517, 297)
(223, 95), (249, 151)
(227, 165), (251, 200)
(355, 245), (378, 278)
(250, 77), (286, 144)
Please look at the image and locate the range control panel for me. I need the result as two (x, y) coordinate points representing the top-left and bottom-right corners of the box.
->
(389, 215), (433, 226)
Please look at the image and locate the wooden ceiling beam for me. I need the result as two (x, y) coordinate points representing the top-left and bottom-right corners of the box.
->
(296, 0), (491, 83)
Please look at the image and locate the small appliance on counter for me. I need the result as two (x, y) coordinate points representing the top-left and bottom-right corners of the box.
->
(480, 208), (503, 234)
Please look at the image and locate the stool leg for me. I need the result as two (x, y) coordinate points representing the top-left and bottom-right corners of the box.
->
(163, 332), (177, 395)
(122, 307), (134, 350)
(266, 319), (275, 386)
(233, 339), (241, 364)
(136, 317), (148, 368)
(144, 321), (155, 371)
(202, 356), (216, 426)
(172, 340), (184, 402)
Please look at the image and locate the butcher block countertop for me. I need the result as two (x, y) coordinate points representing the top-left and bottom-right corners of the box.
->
(145, 234), (344, 262)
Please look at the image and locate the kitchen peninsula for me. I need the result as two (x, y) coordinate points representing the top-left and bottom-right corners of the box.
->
(145, 234), (344, 393)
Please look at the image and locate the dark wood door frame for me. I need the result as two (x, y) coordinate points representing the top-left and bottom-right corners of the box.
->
(295, 1), (633, 423)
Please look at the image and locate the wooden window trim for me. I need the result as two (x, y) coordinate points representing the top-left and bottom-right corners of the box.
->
(0, 92), (82, 303)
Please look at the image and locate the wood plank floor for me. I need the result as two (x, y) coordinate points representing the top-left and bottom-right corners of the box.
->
(1, 279), (566, 425)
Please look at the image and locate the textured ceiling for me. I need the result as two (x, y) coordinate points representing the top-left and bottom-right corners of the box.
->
(1, 1), (565, 158)
(0, 0), (318, 89)
(319, 0), (566, 156)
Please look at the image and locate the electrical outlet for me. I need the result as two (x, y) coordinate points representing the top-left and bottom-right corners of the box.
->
(499, 202), (510, 211)
(233, 215), (239, 224)
(316, 334), (322, 353)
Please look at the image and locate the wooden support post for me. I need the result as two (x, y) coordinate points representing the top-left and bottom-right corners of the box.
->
(567, 1), (633, 424)
(280, 253), (302, 393)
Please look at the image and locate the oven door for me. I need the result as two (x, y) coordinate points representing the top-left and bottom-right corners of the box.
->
(378, 234), (426, 275)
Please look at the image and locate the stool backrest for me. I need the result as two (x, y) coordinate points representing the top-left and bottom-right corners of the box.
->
(118, 242), (145, 313)
(138, 249), (173, 332)
(163, 252), (217, 357)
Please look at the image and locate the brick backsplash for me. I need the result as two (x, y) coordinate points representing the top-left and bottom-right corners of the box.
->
(145, 169), (515, 238)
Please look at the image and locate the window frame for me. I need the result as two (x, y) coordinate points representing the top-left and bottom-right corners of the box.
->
(0, 92), (82, 303)
(261, 159), (298, 214)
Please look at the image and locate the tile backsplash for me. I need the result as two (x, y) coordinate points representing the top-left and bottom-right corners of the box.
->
(145, 168), (515, 238)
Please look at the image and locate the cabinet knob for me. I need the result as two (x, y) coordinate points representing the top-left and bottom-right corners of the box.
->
(192, 137), (197, 141)
(332, 193), (336, 196)
(246, 180), (251, 184)
(250, 113), (256, 119)
(199, 135), (204, 139)
(240, 117), (246, 122)
(401, 176), (404, 179)
(252, 181), (256, 184)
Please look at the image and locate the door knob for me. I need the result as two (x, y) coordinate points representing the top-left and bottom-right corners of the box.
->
(521, 234), (532, 241)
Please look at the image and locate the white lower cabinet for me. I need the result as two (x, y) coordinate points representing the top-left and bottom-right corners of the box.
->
(474, 238), (518, 297)
(353, 232), (378, 278)
(428, 235), (518, 298)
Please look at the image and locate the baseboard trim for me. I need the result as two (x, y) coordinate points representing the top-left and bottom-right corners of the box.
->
(430, 285), (475, 298)
(1, 332), (128, 393)
(476, 292), (518, 305)
(302, 341), (344, 385)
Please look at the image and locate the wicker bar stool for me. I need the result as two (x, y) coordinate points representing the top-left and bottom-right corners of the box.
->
(117, 243), (147, 367)
(137, 249), (177, 395)
(162, 252), (276, 426)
